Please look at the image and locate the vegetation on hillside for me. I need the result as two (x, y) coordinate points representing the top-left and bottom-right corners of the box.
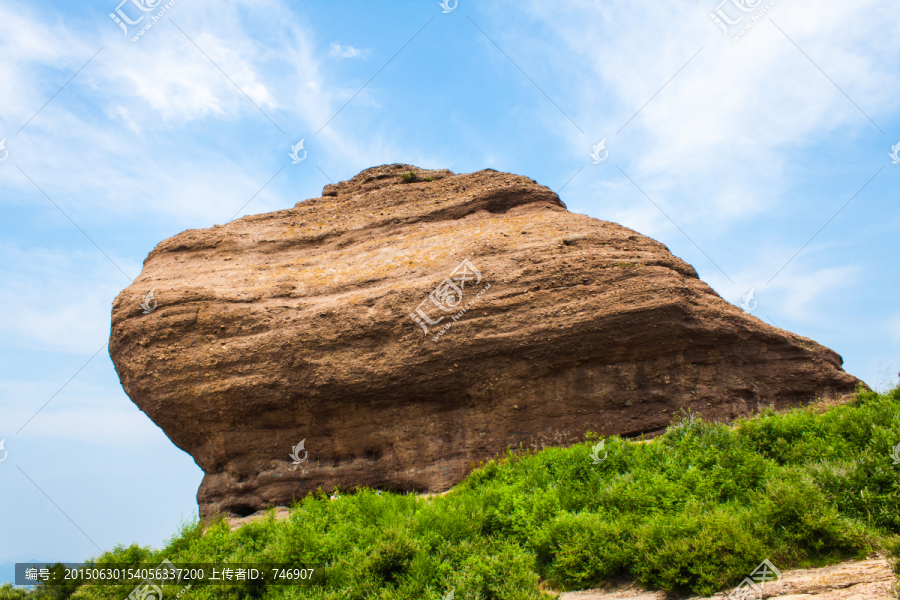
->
(7, 385), (900, 600)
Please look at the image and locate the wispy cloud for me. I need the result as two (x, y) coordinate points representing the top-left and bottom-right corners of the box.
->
(0, 244), (136, 354)
(329, 43), (371, 59)
(511, 0), (899, 228)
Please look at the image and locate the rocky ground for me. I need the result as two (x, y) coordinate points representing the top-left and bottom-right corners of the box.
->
(558, 557), (897, 599)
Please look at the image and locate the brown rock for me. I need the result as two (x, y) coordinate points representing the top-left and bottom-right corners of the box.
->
(108, 164), (862, 518)
(223, 506), (291, 532)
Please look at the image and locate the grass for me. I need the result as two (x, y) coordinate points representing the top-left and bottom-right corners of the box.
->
(13, 385), (900, 600)
(399, 171), (433, 183)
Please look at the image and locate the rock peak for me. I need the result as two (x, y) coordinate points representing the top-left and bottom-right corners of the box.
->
(320, 163), (454, 198)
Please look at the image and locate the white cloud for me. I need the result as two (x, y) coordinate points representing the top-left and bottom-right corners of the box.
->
(104, 105), (142, 134)
(0, 5), (95, 132)
(509, 0), (900, 232)
(111, 28), (281, 124)
(764, 264), (859, 322)
(0, 0), (419, 229)
(329, 43), (371, 59)
(0, 243), (134, 355)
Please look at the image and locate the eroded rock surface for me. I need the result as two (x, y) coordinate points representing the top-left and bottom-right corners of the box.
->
(109, 164), (861, 517)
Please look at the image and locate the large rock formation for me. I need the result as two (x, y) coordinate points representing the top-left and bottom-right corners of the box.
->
(109, 164), (861, 518)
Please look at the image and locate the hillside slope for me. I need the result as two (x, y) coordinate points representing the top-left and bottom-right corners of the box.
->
(17, 386), (900, 600)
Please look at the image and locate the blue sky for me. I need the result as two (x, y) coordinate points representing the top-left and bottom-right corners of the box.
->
(1, 0), (899, 577)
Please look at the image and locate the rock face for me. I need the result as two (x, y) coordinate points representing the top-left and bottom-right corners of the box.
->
(109, 164), (862, 518)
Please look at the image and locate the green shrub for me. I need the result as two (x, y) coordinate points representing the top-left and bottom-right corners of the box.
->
(55, 385), (900, 599)
(884, 535), (900, 591)
(0, 584), (29, 600)
(630, 505), (767, 595)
